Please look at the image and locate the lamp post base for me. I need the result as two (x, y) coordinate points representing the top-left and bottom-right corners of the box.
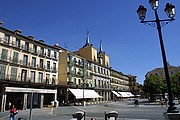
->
(167, 106), (179, 113)
(163, 112), (180, 120)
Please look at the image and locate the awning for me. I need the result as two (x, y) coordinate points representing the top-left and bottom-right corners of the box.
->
(112, 91), (121, 97)
(5, 87), (57, 94)
(118, 92), (134, 98)
(68, 88), (103, 99)
(126, 92), (135, 97)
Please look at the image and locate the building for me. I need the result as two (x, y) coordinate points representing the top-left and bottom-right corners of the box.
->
(58, 33), (112, 105)
(0, 25), (63, 111)
(0, 24), (137, 109)
(74, 33), (112, 102)
(145, 65), (180, 79)
(127, 74), (137, 95)
(110, 69), (130, 100)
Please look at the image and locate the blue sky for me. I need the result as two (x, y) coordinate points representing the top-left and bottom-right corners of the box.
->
(1, 0), (180, 84)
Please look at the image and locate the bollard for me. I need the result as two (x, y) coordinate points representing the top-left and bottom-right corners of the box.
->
(105, 111), (118, 120)
(72, 111), (85, 120)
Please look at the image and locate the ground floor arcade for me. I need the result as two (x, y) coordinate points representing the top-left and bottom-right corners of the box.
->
(0, 86), (57, 112)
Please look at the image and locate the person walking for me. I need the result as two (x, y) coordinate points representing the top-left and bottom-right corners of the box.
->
(134, 99), (139, 107)
(10, 105), (18, 120)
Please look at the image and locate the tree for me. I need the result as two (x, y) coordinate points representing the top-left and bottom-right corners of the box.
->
(143, 75), (166, 101)
(170, 72), (180, 99)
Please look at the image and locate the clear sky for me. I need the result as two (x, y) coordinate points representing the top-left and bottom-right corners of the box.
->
(0, 0), (180, 84)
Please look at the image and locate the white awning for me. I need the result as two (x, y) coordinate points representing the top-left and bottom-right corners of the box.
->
(5, 87), (57, 94)
(126, 92), (135, 97)
(112, 91), (121, 97)
(118, 92), (134, 98)
(68, 88), (102, 99)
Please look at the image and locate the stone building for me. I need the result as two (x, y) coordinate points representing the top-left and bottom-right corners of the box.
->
(0, 25), (63, 111)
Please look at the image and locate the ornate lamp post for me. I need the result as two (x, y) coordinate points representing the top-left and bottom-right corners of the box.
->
(137, 0), (179, 113)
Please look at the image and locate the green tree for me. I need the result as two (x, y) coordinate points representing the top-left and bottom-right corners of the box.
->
(143, 75), (166, 101)
(170, 72), (180, 99)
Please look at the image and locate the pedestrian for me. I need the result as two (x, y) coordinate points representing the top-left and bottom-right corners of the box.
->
(165, 98), (168, 107)
(134, 99), (139, 107)
(10, 105), (18, 120)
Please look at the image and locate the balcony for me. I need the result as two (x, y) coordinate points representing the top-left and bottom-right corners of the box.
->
(36, 64), (45, 71)
(0, 37), (11, 46)
(52, 67), (57, 73)
(38, 50), (46, 57)
(45, 66), (51, 72)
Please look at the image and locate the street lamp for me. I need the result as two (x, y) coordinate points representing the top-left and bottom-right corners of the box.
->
(137, 0), (179, 113)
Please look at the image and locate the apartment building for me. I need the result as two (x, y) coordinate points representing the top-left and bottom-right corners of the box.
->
(0, 25), (62, 111)
(110, 69), (130, 100)
(90, 61), (111, 102)
(128, 74), (137, 95)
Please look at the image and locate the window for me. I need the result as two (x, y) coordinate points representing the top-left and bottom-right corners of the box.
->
(10, 67), (17, 80)
(78, 60), (81, 65)
(31, 57), (36, 67)
(98, 80), (101, 87)
(46, 74), (50, 84)
(54, 51), (57, 59)
(15, 38), (20, 48)
(47, 49), (51, 57)
(52, 75), (56, 85)
(33, 45), (37, 53)
(40, 59), (43, 68)
(21, 69), (27, 81)
(94, 79), (97, 87)
(94, 66), (96, 72)
(74, 68), (76, 74)
(47, 61), (50, 70)
(38, 72), (43, 83)
(74, 58), (77, 63)
(68, 55), (72, 62)
(78, 79), (81, 85)
(30, 71), (35, 82)
(53, 63), (56, 71)
(13, 51), (18, 64)
(74, 78), (76, 84)
(23, 55), (28, 66)
(0, 64), (6, 79)
(98, 67), (100, 73)
(4, 34), (10, 44)
(1, 49), (8, 60)
(25, 42), (29, 51)
(40, 47), (44, 56)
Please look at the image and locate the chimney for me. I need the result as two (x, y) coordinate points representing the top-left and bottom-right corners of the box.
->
(28, 35), (34, 39)
(55, 42), (59, 46)
(14, 29), (22, 34)
(39, 39), (44, 43)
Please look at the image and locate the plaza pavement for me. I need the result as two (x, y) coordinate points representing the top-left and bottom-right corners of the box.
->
(0, 99), (179, 120)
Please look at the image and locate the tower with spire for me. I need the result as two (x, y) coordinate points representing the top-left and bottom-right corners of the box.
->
(74, 31), (110, 67)
(98, 40), (103, 65)
(97, 40), (110, 66)
(82, 30), (92, 48)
